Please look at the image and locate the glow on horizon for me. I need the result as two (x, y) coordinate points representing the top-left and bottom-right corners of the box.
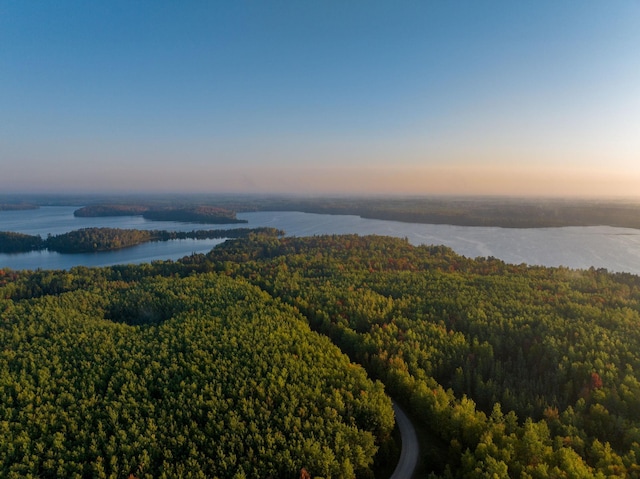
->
(5, 161), (639, 199)
(1, 1), (639, 198)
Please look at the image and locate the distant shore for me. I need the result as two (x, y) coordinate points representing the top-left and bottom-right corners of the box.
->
(232, 197), (640, 229)
(4, 195), (640, 229)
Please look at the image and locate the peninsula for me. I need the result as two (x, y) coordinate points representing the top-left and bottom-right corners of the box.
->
(0, 227), (283, 254)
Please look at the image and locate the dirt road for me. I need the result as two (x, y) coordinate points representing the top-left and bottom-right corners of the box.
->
(390, 402), (419, 479)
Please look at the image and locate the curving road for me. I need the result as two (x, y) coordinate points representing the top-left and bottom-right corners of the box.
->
(390, 402), (419, 479)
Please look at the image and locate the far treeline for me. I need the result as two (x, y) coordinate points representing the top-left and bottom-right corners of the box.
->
(222, 196), (640, 229)
(0, 227), (283, 254)
(3, 233), (640, 477)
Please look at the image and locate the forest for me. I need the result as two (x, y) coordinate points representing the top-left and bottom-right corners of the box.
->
(3, 233), (640, 477)
(0, 268), (393, 478)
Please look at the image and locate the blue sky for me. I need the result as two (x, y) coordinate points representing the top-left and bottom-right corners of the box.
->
(1, 1), (639, 196)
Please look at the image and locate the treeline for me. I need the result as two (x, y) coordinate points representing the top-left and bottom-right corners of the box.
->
(0, 271), (394, 478)
(74, 204), (247, 224)
(0, 227), (283, 254)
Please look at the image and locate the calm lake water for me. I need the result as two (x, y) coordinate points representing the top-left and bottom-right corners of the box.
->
(2, 206), (640, 274)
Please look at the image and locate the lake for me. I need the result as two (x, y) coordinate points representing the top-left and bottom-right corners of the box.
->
(1, 206), (640, 274)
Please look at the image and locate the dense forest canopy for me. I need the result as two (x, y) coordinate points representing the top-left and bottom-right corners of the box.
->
(205, 235), (640, 477)
(0, 270), (393, 478)
(3, 232), (640, 477)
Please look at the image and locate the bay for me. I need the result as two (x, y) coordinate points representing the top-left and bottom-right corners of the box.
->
(1, 207), (640, 275)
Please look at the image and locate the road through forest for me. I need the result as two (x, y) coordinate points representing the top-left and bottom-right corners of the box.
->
(390, 402), (419, 479)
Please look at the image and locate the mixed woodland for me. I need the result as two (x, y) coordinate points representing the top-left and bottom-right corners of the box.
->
(3, 232), (640, 477)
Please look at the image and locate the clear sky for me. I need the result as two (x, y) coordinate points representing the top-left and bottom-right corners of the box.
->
(1, 1), (639, 197)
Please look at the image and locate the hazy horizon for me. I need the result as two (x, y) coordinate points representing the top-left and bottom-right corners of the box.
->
(2, 2), (639, 197)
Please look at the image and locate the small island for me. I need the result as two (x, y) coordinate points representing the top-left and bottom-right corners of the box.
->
(0, 231), (45, 253)
(74, 204), (247, 224)
(0, 227), (283, 254)
(142, 206), (247, 223)
(72, 204), (148, 217)
(0, 203), (39, 211)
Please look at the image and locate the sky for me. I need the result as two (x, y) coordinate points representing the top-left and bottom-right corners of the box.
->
(1, 1), (640, 197)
